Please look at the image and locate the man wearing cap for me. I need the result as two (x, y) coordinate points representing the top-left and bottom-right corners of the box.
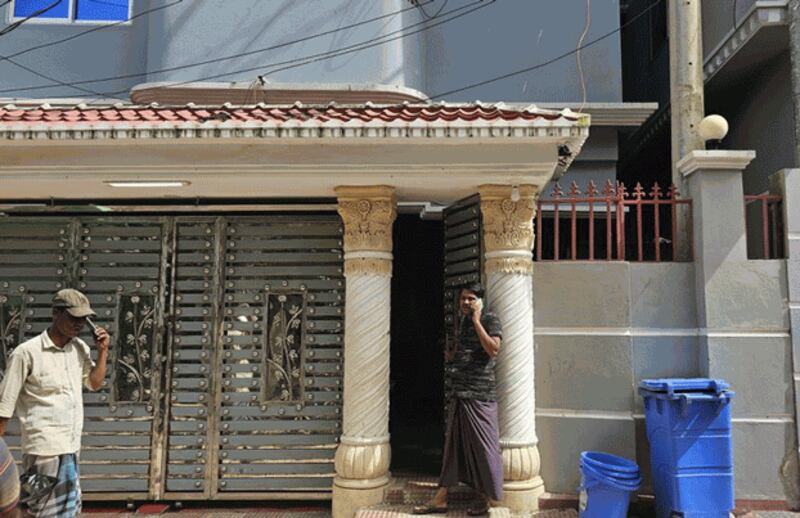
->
(0, 289), (109, 518)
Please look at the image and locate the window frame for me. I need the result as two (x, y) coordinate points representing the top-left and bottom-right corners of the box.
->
(7, 0), (133, 26)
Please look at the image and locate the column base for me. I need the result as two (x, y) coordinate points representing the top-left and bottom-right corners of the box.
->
(499, 477), (545, 513)
(332, 475), (390, 518)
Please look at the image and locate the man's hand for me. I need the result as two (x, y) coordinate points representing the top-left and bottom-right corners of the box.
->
(470, 300), (482, 324)
(88, 326), (110, 391)
(93, 326), (110, 355)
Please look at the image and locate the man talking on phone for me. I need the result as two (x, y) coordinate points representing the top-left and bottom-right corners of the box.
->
(415, 283), (504, 516)
(0, 289), (109, 518)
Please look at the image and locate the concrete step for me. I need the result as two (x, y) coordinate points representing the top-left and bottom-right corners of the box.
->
(355, 506), (576, 518)
(355, 476), (578, 518)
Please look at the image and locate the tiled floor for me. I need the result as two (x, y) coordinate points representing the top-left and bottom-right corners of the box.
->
(741, 513), (800, 518)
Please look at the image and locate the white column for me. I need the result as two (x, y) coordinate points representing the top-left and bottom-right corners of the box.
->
(333, 186), (396, 518)
(479, 185), (544, 513)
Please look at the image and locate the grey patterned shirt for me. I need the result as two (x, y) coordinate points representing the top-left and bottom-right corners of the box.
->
(445, 312), (503, 401)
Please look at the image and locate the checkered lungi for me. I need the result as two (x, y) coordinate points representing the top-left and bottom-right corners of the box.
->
(0, 438), (19, 514)
(20, 453), (81, 518)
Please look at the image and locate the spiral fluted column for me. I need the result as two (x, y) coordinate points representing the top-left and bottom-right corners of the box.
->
(479, 185), (544, 513)
(333, 186), (396, 518)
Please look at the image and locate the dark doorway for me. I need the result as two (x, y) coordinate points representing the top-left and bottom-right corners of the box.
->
(390, 214), (445, 475)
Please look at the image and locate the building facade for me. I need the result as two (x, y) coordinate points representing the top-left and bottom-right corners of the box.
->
(2, 0), (799, 515)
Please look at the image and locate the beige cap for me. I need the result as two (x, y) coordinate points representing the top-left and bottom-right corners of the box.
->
(52, 289), (96, 318)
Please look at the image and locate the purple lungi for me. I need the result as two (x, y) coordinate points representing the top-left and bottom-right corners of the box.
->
(438, 398), (504, 500)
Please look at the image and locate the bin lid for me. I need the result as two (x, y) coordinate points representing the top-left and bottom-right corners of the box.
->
(639, 378), (730, 395)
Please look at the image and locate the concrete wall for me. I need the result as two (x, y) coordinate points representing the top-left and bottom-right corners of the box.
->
(420, 0), (622, 103)
(707, 52), (797, 195)
(143, 0), (423, 92)
(0, 1), (151, 99)
(533, 260), (794, 500)
(0, 0), (622, 104)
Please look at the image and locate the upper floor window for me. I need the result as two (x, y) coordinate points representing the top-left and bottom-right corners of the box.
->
(11, 0), (130, 24)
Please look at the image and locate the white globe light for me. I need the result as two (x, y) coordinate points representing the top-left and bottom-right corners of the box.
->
(698, 114), (729, 142)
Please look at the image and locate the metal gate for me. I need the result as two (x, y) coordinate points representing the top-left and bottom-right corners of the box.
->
(442, 195), (483, 343)
(0, 214), (344, 501)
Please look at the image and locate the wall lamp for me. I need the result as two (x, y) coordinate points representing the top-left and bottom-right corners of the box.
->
(698, 114), (729, 150)
(105, 180), (190, 188)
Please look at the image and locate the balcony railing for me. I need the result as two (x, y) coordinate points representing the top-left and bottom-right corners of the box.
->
(534, 181), (692, 262)
(745, 193), (784, 260)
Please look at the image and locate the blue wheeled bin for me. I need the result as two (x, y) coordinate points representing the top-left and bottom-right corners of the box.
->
(639, 378), (735, 518)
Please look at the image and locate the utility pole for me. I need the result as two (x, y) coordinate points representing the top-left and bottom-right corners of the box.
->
(786, 1), (800, 510)
(790, 0), (800, 167)
(668, 0), (705, 259)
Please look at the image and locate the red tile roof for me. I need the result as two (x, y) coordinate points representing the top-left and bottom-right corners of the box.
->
(0, 103), (577, 125)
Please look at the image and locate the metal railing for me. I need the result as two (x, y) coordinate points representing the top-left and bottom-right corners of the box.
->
(534, 181), (693, 262)
(745, 193), (784, 259)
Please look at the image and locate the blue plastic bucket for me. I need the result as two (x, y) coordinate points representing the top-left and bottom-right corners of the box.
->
(581, 451), (640, 479)
(578, 454), (641, 518)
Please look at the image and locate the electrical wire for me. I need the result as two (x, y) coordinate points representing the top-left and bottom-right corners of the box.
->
(415, 0), (449, 20)
(0, 0), (185, 100)
(0, 0), (433, 95)
(2, 0), (184, 60)
(0, 0), (122, 99)
(1, 55), (126, 100)
(425, 0), (662, 100)
(0, 0), (62, 37)
(86, 0), (494, 101)
(575, 0), (591, 112)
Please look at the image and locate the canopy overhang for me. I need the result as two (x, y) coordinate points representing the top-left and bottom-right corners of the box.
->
(0, 102), (589, 203)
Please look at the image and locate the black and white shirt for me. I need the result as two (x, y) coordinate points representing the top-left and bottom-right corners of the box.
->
(445, 312), (503, 402)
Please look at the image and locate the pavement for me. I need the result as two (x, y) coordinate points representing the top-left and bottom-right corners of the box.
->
(80, 502), (333, 518)
(75, 505), (800, 517)
(78, 508), (578, 518)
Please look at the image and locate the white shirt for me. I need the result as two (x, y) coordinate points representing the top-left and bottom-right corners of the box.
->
(0, 331), (96, 456)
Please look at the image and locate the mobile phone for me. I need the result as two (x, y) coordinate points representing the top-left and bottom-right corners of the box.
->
(86, 317), (98, 335)
(469, 298), (484, 314)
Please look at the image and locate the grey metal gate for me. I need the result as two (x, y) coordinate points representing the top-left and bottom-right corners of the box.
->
(442, 195), (483, 343)
(0, 214), (344, 501)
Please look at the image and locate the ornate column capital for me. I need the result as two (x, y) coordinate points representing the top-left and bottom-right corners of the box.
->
(478, 184), (537, 275)
(336, 186), (397, 277)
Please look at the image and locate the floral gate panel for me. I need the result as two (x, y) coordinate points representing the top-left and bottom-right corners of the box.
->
(0, 214), (344, 501)
(0, 217), (170, 498)
(165, 216), (344, 499)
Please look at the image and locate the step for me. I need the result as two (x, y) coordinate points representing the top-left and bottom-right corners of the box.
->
(356, 506), (577, 518)
(358, 476), (579, 518)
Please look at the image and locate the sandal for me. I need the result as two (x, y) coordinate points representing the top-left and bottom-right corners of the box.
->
(412, 503), (448, 514)
(466, 505), (489, 516)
